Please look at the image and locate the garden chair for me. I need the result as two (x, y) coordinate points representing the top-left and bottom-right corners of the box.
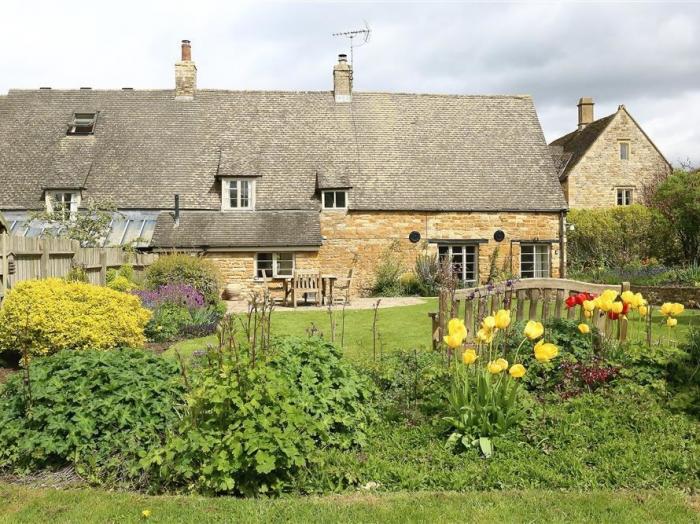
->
(292, 269), (321, 308)
(332, 268), (354, 306)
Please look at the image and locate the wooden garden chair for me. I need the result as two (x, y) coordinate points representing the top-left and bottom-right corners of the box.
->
(332, 268), (354, 305)
(292, 269), (321, 308)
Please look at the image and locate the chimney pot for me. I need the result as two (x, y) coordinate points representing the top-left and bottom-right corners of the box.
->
(577, 97), (594, 130)
(181, 39), (192, 61)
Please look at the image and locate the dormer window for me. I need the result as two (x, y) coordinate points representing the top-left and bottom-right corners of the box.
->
(46, 191), (80, 219)
(67, 113), (96, 135)
(322, 190), (348, 210)
(221, 178), (255, 210)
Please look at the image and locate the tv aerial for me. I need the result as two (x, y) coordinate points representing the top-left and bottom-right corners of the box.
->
(332, 20), (371, 66)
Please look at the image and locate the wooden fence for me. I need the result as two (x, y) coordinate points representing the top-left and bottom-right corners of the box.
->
(429, 278), (633, 350)
(0, 233), (157, 303)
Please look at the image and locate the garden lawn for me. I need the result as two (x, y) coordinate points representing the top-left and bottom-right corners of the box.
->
(167, 298), (700, 362)
(0, 484), (698, 524)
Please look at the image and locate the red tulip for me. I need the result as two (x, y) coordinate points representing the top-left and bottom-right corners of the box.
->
(607, 311), (620, 320)
(565, 296), (578, 308)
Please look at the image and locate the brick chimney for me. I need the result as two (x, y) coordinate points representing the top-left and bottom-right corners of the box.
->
(333, 54), (352, 103)
(175, 40), (197, 100)
(577, 97), (594, 130)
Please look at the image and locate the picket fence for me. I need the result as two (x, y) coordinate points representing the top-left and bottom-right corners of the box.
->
(0, 233), (157, 303)
(429, 278), (636, 350)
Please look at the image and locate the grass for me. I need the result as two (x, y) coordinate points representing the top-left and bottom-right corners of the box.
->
(0, 483), (698, 523)
(167, 298), (700, 362)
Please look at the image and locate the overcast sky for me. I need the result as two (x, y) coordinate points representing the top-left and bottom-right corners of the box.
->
(1, 1), (698, 165)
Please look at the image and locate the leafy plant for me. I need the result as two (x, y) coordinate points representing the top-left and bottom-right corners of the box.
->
(0, 349), (184, 486)
(107, 264), (140, 292)
(667, 327), (700, 415)
(0, 279), (151, 356)
(144, 324), (375, 496)
(145, 254), (222, 304)
(30, 199), (119, 247)
(371, 241), (406, 297)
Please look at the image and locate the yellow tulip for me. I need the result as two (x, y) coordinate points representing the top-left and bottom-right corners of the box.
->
(667, 317), (678, 328)
(523, 320), (544, 341)
(610, 301), (624, 314)
(509, 364), (526, 378)
(584, 310), (592, 319)
(638, 305), (648, 317)
(443, 333), (464, 348)
(448, 318), (468, 339)
(476, 328), (494, 344)
(578, 323), (590, 334)
(487, 360), (504, 374)
(671, 303), (684, 317)
(534, 340), (559, 363)
(583, 300), (596, 312)
(482, 315), (496, 330)
(633, 293), (646, 308)
(462, 348), (478, 365)
(660, 302), (673, 317)
(601, 289), (619, 301)
(496, 357), (509, 371)
(494, 309), (511, 330)
(596, 298), (613, 312)
(620, 290), (635, 305)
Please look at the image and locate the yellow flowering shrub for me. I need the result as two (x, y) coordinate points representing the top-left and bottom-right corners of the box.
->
(0, 278), (151, 356)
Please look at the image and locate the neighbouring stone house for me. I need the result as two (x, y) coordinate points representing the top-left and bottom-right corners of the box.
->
(0, 41), (567, 298)
(550, 98), (672, 209)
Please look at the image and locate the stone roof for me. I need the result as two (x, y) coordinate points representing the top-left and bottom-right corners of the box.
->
(151, 210), (322, 249)
(0, 89), (567, 213)
(549, 114), (615, 180)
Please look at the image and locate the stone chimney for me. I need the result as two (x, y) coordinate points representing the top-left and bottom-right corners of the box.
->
(577, 97), (594, 130)
(333, 54), (352, 103)
(175, 40), (197, 100)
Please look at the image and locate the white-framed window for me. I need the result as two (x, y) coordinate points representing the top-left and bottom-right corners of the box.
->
(322, 190), (347, 210)
(438, 244), (478, 286)
(221, 178), (255, 210)
(255, 252), (295, 279)
(67, 113), (96, 135)
(45, 191), (80, 220)
(616, 188), (633, 206)
(520, 244), (550, 279)
(619, 141), (630, 160)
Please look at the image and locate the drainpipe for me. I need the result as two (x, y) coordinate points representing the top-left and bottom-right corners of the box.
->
(174, 194), (180, 228)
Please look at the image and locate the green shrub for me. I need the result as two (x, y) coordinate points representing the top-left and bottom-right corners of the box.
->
(667, 327), (700, 415)
(399, 272), (421, 296)
(0, 349), (184, 485)
(0, 279), (151, 356)
(371, 241), (406, 297)
(413, 253), (440, 296)
(146, 254), (221, 304)
(107, 264), (139, 292)
(567, 205), (676, 270)
(64, 266), (88, 283)
(144, 334), (375, 496)
(145, 303), (193, 342)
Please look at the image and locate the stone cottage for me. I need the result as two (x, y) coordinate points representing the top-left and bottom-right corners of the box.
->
(0, 41), (567, 297)
(550, 98), (672, 208)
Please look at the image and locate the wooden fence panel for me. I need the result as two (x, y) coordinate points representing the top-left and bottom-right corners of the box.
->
(0, 233), (156, 303)
(429, 278), (630, 349)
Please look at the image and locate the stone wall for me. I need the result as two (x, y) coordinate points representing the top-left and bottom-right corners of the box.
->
(566, 108), (671, 209)
(206, 210), (563, 299)
(630, 285), (700, 309)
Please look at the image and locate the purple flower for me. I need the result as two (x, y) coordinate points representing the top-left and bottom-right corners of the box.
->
(133, 284), (205, 310)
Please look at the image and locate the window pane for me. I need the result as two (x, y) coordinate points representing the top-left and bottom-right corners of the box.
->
(276, 253), (294, 277)
(324, 191), (334, 208)
(240, 180), (250, 208)
(229, 181), (238, 208)
(520, 244), (535, 278)
(536, 245), (550, 278)
(620, 142), (629, 160)
(335, 191), (346, 208)
(256, 253), (273, 278)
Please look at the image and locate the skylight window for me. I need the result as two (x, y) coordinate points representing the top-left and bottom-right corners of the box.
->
(67, 113), (96, 135)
